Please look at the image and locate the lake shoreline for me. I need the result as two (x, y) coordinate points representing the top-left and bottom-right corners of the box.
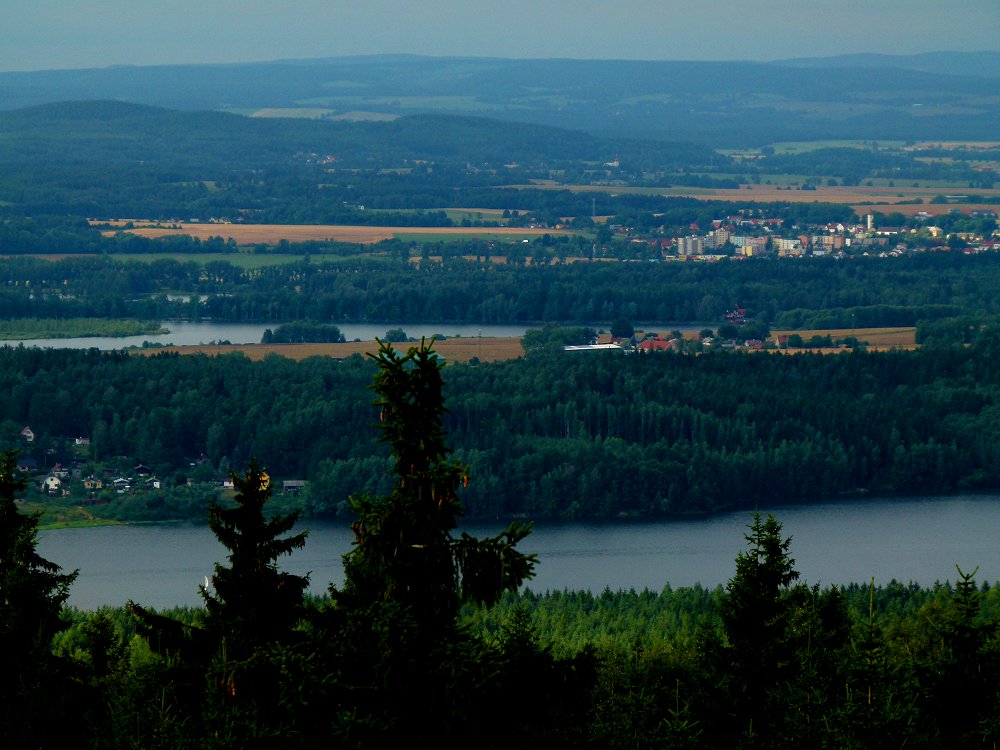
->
(39, 493), (1000, 609)
(36, 487), (999, 532)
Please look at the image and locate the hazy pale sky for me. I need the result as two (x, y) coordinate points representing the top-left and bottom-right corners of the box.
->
(3, 0), (998, 72)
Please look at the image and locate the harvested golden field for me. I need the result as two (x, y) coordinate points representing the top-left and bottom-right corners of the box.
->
(658, 185), (999, 211)
(513, 183), (999, 215)
(850, 202), (999, 217)
(136, 337), (524, 363)
(112, 223), (573, 245)
(772, 326), (917, 350)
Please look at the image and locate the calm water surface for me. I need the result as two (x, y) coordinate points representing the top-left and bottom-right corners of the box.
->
(0, 321), (529, 350)
(38, 494), (1000, 610)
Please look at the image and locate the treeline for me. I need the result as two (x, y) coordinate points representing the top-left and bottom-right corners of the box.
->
(0, 215), (239, 254)
(469, 577), (1000, 655)
(774, 303), (963, 330)
(179, 252), (1000, 324)
(4, 250), (998, 326)
(4, 332), (1000, 521)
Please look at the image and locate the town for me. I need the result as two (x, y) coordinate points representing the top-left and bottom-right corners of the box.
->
(586, 205), (999, 260)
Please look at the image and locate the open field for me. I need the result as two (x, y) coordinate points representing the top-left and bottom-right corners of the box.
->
(772, 326), (917, 350)
(512, 181), (717, 196)
(508, 182), (999, 215)
(136, 336), (525, 363)
(46, 252), (369, 268)
(667, 185), (996, 206)
(249, 107), (335, 119)
(110, 223), (575, 245)
(849, 202), (998, 217)
(391, 229), (571, 243)
(767, 140), (907, 154)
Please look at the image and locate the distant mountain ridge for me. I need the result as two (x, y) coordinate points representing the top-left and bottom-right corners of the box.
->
(1, 54), (996, 146)
(775, 51), (1000, 78)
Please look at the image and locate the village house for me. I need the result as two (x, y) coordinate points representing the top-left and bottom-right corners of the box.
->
(636, 338), (677, 352)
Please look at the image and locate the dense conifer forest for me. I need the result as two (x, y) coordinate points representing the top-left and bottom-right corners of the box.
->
(2, 327), (999, 522)
(3, 341), (998, 748)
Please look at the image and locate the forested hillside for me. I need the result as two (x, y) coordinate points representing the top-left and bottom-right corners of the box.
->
(0, 100), (714, 170)
(4, 331), (999, 521)
(0, 101), (723, 220)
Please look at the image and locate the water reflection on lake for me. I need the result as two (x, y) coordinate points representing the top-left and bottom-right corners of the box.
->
(37, 494), (1000, 610)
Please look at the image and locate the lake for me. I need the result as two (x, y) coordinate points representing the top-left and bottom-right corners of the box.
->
(0, 320), (714, 350)
(0, 321), (530, 350)
(37, 493), (1000, 610)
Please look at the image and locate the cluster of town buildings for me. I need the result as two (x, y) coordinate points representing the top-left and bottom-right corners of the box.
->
(14, 426), (308, 501)
(15, 427), (163, 498)
(609, 210), (999, 259)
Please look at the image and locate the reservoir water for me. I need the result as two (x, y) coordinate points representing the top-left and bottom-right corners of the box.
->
(0, 321), (529, 350)
(38, 493), (1000, 610)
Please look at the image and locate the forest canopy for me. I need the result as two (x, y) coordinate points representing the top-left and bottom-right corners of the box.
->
(4, 327), (1000, 522)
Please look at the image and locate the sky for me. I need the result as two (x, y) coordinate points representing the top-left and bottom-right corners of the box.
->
(3, 0), (998, 73)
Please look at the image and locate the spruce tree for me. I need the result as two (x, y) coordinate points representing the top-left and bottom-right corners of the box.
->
(202, 458), (309, 654)
(330, 338), (536, 743)
(127, 460), (310, 747)
(337, 339), (535, 629)
(0, 450), (78, 747)
(719, 512), (799, 746)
